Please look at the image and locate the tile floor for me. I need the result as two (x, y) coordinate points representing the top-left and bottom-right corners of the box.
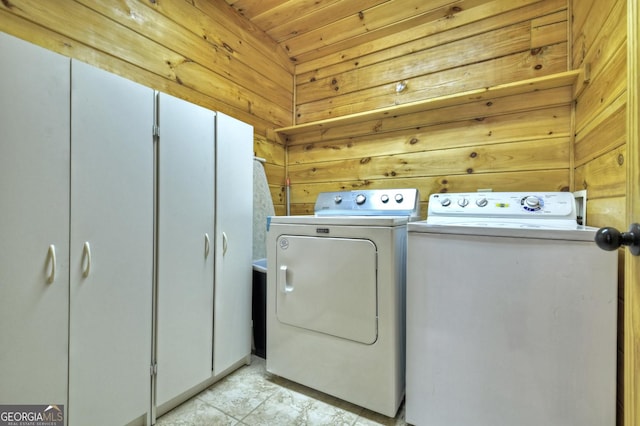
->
(156, 356), (407, 426)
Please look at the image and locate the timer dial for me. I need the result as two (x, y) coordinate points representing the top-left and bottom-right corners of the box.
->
(522, 195), (543, 211)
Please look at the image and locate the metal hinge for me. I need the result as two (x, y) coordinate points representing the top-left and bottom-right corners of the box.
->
(150, 363), (157, 376)
(153, 124), (160, 137)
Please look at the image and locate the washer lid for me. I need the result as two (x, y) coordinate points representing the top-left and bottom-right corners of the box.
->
(408, 221), (598, 241)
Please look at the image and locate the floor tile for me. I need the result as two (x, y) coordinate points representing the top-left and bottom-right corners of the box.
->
(155, 397), (238, 426)
(156, 356), (407, 426)
(196, 359), (279, 420)
(242, 387), (359, 426)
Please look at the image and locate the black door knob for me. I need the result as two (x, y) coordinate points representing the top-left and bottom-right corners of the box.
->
(595, 224), (640, 256)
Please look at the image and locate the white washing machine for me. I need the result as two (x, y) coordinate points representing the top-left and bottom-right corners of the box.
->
(405, 192), (618, 426)
(266, 188), (420, 417)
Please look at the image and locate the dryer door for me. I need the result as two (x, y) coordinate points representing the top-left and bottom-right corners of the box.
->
(275, 235), (377, 344)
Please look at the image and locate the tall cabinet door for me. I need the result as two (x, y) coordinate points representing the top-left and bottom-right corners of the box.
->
(69, 60), (154, 426)
(213, 112), (253, 375)
(156, 93), (215, 406)
(0, 32), (70, 407)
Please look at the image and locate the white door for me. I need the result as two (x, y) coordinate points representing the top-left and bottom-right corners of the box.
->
(213, 113), (253, 375)
(156, 93), (215, 405)
(69, 60), (154, 426)
(0, 32), (70, 407)
(275, 235), (378, 344)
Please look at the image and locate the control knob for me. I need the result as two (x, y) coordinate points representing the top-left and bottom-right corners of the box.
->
(476, 197), (488, 207)
(334, 195), (342, 204)
(523, 196), (542, 209)
(458, 198), (469, 207)
(381, 194), (389, 203)
(395, 193), (404, 203)
(355, 194), (367, 205)
(440, 197), (451, 207)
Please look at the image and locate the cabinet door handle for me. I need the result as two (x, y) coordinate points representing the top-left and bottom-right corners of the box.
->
(82, 241), (92, 278)
(46, 244), (56, 284)
(204, 233), (211, 258)
(222, 232), (228, 256)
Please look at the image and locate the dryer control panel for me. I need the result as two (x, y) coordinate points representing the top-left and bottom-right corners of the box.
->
(427, 192), (577, 226)
(315, 188), (420, 218)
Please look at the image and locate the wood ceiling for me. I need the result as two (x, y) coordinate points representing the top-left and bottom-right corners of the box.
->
(224, 0), (497, 64)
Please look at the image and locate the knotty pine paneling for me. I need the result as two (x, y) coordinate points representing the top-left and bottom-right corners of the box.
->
(296, 43), (569, 123)
(289, 105), (571, 163)
(285, 85), (573, 145)
(288, 169), (570, 217)
(295, 0), (568, 124)
(0, 0), (291, 213)
(292, 0), (551, 67)
(285, 0), (572, 218)
(295, 0), (563, 76)
(288, 137), (569, 183)
(574, 145), (626, 199)
(297, 19), (549, 106)
(571, 0), (627, 424)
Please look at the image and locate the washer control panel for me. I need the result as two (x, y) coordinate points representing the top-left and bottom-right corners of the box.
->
(427, 192), (577, 224)
(315, 188), (420, 218)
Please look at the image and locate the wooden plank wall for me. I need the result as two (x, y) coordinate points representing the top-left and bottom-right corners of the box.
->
(285, 0), (571, 216)
(572, 0), (628, 424)
(0, 0), (292, 214)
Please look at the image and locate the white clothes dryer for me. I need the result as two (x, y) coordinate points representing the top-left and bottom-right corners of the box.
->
(405, 192), (618, 426)
(266, 189), (420, 417)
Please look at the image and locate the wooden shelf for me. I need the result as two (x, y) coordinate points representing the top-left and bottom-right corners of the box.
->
(274, 70), (583, 138)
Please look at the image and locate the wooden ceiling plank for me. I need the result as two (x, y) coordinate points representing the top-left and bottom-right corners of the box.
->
(282, 0), (460, 58)
(224, 0), (292, 20)
(259, 0), (391, 42)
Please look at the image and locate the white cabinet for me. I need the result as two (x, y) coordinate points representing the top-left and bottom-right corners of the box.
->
(213, 113), (254, 375)
(0, 33), (153, 426)
(1, 30), (254, 424)
(156, 93), (215, 406)
(0, 31), (70, 408)
(68, 60), (154, 426)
